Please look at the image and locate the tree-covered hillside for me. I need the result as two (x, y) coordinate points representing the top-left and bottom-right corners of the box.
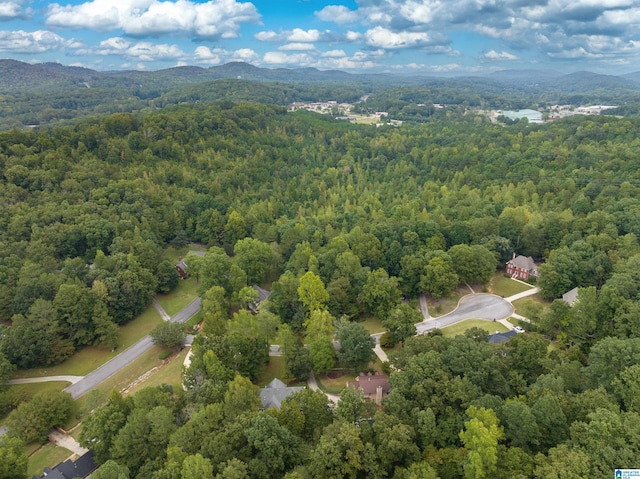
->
(2, 102), (640, 477)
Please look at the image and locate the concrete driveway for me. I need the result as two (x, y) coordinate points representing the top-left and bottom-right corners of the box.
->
(415, 294), (513, 335)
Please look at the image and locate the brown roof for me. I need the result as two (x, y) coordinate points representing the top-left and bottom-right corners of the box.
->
(347, 372), (390, 396)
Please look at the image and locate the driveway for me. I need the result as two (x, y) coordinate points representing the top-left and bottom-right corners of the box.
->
(415, 294), (513, 335)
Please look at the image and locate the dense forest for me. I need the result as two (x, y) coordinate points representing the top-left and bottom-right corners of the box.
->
(2, 100), (640, 478)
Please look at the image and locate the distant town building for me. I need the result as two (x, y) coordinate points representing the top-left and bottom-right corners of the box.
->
(501, 109), (543, 123)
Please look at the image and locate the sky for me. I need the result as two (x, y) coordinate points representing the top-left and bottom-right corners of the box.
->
(1, 0), (639, 74)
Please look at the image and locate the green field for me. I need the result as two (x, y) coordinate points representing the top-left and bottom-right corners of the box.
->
(489, 274), (534, 298)
(441, 319), (509, 338)
(28, 443), (73, 478)
(157, 277), (200, 316)
(127, 348), (189, 394)
(360, 316), (386, 334)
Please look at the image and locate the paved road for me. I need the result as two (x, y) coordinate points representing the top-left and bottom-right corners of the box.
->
(9, 375), (83, 385)
(64, 298), (201, 399)
(415, 294), (513, 335)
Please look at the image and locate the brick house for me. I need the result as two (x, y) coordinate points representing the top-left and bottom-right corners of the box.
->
(347, 372), (390, 405)
(506, 253), (539, 280)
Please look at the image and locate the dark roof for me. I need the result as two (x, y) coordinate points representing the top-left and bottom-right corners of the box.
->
(259, 378), (304, 410)
(33, 451), (96, 479)
(176, 258), (188, 271)
(252, 285), (270, 303)
(347, 372), (390, 395)
(488, 330), (517, 344)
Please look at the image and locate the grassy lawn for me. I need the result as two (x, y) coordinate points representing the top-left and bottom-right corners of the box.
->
(316, 370), (353, 394)
(427, 290), (464, 317)
(163, 245), (207, 264)
(74, 345), (165, 419)
(127, 348), (189, 394)
(512, 296), (551, 318)
(8, 381), (70, 402)
(360, 316), (385, 334)
(441, 319), (508, 338)
(157, 277), (200, 317)
(28, 443), (73, 478)
(15, 306), (162, 379)
(256, 356), (288, 387)
(488, 274), (534, 297)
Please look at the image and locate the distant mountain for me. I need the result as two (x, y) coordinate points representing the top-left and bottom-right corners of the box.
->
(547, 71), (640, 92)
(488, 69), (563, 84)
(622, 71), (640, 83)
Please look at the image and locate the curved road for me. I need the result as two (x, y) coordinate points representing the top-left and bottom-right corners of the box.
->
(64, 297), (201, 399)
(415, 293), (513, 335)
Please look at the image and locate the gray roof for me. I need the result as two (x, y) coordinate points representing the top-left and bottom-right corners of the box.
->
(488, 330), (517, 344)
(252, 285), (270, 303)
(259, 378), (304, 410)
(508, 255), (538, 274)
(562, 287), (579, 305)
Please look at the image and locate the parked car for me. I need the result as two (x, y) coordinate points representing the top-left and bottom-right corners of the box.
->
(513, 326), (525, 333)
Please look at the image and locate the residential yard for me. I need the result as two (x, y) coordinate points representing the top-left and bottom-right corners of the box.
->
(157, 277), (200, 316)
(488, 274), (534, 297)
(441, 319), (508, 338)
(316, 371), (352, 394)
(8, 381), (70, 402)
(163, 244), (207, 264)
(360, 316), (385, 334)
(513, 296), (551, 318)
(73, 345), (165, 422)
(126, 348), (189, 394)
(256, 356), (288, 387)
(15, 306), (163, 379)
(426, 289), (465, 317)
(28, 443), (73, 478)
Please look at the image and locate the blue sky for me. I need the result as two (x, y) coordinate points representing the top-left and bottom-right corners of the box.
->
(1, 0), (639, 74)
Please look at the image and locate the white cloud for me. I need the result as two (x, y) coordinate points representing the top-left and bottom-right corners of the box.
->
(346, 31), (362, 42)
(263, 51), (311, 65)
(287, 28), (320, 42)
(0, 29), (78, 52)
(430, 63), (461, 72)
(231, 48), (258, 61)
(126, 41), (187, 61)
(194, 45), (223, 64)
(322, 49), (346, 57)
(254, 30), (279, 42)
(315, 5), (359, 24)
(364, 26), (433, 49)
(45, 0), (260, 39)
(279, 42), (316, 51)
(0, 1), (23, 19)
(483, 49), (518, 61)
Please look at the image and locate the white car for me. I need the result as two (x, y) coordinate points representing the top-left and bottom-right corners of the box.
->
(513, 326), (525, 333)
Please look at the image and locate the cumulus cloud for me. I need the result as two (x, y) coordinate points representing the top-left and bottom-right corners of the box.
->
(0, 29), (79, 52)
(322, 49), (346, 57)
(45, 0), (260, 39)
(194, 45), (224, 64)
(279, 42), (316, 51)
(364, 26), (434, 49)
(314, 0), (640, 64)
(255, 28), (340, 44)
(83, 36), (188, 62)
(0, 1), (23, 19)
(315, 5), (359, 24)
(483, 49), (518, 61)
